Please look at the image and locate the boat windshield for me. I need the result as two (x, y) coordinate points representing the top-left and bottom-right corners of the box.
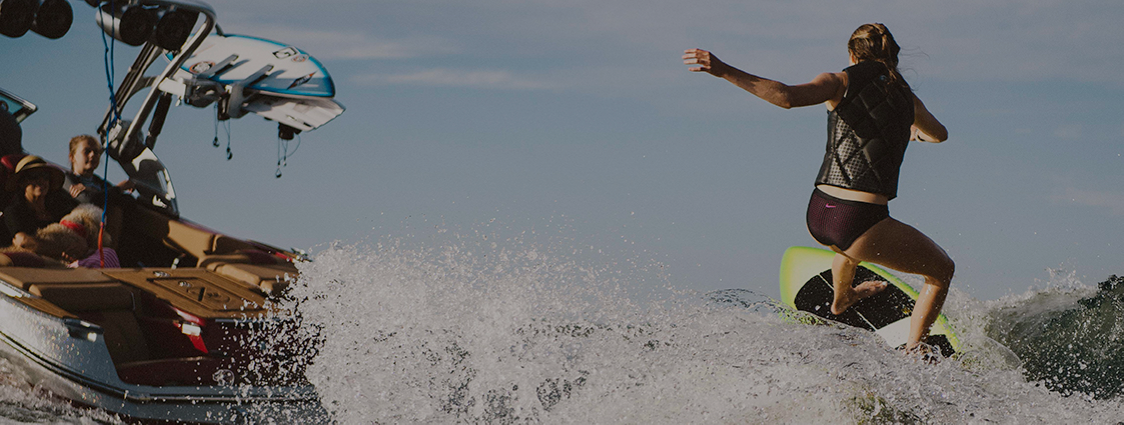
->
(0, 88), (37, 123)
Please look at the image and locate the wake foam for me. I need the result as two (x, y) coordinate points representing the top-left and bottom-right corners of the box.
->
(282, 235), (1124, 423)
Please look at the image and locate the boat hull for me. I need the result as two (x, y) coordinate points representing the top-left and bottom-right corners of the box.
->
(0, 274), (327, 424)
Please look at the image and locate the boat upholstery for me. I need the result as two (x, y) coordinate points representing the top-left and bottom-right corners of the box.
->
(0, 267), (116, 290)
(0, 251), (49, 268)
(0, 260), (112, 319)
(100, 268), (270, 320)
(206, 262), (296, 295)
(198, 250), (297, 295)
(29, 282), (152, 365)
(126, 202), (256, 260)
(29, 282), (133, 311)
(23, 278), (260, 387)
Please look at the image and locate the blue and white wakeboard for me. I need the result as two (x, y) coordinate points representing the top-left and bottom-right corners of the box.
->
(175, 34), (335, 98)
(166, 33), (345, 131)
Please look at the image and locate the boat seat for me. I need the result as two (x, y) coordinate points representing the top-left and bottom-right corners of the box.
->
(207, 262), (297, 295)
(28, 283), (152, 366)
(127, 203), (255, 260)
(0, 251), (50, 268)
(197, 250), (297, 295)
(0, 267), (116, 290)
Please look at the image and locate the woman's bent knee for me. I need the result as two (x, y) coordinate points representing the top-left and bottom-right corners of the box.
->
(929, 256), (954, 288)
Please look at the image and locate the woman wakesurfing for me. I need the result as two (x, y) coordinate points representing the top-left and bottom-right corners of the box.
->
(683, 23), (953, 352)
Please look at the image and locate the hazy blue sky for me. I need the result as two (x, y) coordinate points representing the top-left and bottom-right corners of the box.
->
(2, 0), (1121, 301)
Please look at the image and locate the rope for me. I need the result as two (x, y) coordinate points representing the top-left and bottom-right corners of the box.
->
(97, 0), (120, 269)
(275, 132), (301, 178)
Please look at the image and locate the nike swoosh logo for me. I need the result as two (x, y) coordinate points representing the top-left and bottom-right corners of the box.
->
(825, 203), (837, 209)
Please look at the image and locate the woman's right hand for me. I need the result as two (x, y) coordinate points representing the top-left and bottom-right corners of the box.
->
(116, 179), (135, 193)
(683, 48), (730, 77)
(12, 232), (36, 251)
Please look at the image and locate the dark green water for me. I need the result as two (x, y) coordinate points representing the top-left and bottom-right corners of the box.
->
(990, 275), (1124, 399)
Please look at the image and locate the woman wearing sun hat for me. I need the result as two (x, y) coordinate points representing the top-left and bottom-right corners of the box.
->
(3, 155), (77, 248)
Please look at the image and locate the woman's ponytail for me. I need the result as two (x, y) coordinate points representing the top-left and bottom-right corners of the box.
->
(848, 23), (907, 89)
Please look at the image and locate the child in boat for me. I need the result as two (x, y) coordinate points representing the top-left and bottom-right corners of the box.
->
(62, 135), (131, 243)
(63, 135), (133, 205)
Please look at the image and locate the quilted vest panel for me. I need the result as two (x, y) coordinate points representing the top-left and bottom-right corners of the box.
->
(814, 61), (914, 199)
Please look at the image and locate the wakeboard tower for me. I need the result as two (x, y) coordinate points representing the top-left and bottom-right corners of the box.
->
(0, 1), (344, 422)
(96, 0), (345, 217)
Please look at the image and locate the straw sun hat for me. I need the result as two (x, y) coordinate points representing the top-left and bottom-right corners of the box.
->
(7, 155), (65, 192)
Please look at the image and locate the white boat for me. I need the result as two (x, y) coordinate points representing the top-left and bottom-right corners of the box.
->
(0, 0), (343, 422)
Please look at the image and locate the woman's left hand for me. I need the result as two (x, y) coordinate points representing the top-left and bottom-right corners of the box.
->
(911, 125), (943, 143)
(683, 48), (731, 77)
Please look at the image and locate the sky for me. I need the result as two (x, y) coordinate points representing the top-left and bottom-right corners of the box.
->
(1, 0), (1122, 301)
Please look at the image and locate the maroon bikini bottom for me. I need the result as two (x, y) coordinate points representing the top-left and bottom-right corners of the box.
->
(805, 188), (889, 250)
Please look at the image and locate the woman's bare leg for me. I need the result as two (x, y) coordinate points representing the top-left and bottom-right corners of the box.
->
(841, 217), (954, 349)
(830, 252), (888, 315)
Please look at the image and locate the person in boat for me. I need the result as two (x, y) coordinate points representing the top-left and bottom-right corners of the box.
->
(0, 108), (23, 157)
(63, 134), (132, 248)
(59, 204), (120, 268)
(63, 134), (133, 205)
(682, 23), (954, 352)
(2, 155), (77, 249)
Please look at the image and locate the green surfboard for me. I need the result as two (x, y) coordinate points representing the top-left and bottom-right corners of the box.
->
(779, 246), (960, 356)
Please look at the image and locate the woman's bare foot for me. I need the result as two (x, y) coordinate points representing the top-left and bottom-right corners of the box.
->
(831, 280), (888, 315)
(899, 342), (941, 364)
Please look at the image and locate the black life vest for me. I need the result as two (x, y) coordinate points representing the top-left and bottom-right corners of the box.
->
(814, 61), (914, 199)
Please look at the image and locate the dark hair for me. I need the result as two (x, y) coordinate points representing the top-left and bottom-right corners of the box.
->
(0, 108), (21, 156)
(848, 23), (907, 89)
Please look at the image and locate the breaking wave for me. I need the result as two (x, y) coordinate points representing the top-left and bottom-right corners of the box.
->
(286, 233), (1124, 423)
(2, 229), (1122, 424)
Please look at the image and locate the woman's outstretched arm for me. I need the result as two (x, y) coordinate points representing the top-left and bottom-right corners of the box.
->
(910, 94), (948, 142)
(683, 48), (845, 109)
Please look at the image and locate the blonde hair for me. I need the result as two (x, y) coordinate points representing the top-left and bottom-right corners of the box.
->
(36, 224), (88, 261)
(848, 23), (907, 89)
(62, 204), (110, 248)
(68, 134), (100, 158)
